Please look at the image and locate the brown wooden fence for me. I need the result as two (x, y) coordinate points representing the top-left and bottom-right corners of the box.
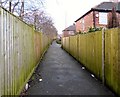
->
(62, 28), (120, 96)
(0, 7), (51, 96)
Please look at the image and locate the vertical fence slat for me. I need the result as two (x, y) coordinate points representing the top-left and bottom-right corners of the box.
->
(0, 7), (4, 96)
(102, 28), (105, 84)
(118, 28), (120, 96)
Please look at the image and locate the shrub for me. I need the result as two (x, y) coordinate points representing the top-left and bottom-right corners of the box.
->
(88, 27), (102, 33)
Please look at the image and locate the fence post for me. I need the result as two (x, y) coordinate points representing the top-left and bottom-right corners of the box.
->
(102, 27), (105, 84)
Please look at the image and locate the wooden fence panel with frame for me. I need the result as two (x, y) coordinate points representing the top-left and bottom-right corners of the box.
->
(0, 7), (50, 96)
(62, 28), (120, 96)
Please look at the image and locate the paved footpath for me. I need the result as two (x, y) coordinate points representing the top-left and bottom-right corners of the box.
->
(26, 41), (115, 96)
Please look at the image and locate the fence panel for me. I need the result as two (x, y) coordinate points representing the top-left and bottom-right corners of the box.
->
(65, 37), (69, 53)
(0, 7), (50, 96)
(62, 38), (66, 49)
(69, 36), (78, 59)
(105, 28), (120, 95)
(62, 28), (120, 96)
(69, 36), (74, 57)
(34, 32), (42, 63)
(118, 28), (120, 96)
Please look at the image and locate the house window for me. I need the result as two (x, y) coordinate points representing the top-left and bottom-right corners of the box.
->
(69, 31), (74, 35)
(99, 12), (108, 25)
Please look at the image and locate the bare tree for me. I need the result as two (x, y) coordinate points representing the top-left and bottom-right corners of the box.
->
(9, 0), (12, 12)
(1, 0), (58, 39)
(23, 9), (57, 39)
(1, 0), (44, 16)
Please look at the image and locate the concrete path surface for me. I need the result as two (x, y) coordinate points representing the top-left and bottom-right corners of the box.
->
(26, 41), (115, 96)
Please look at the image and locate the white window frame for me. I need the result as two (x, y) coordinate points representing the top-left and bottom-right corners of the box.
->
(99, 12), (108, 25)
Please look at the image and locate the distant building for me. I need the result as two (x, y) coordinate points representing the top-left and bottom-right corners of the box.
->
(62, 24), (76, 37)
(75, 2), (120, 33)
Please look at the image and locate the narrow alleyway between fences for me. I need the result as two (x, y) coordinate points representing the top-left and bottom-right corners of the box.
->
(26, 41), (115, 96)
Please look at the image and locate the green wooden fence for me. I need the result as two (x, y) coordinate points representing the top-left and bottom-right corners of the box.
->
(62, 28), (120, 96)
(0, 7), (51, 96)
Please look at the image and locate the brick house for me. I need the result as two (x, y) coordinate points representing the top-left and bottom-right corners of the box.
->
(62, 24), (76, 37)
(75, 2), (120, 33)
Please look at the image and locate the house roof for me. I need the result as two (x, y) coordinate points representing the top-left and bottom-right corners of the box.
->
(75, 2), (120, 22)
(63, 25), (76, 31)
(93, 2), (120, 11)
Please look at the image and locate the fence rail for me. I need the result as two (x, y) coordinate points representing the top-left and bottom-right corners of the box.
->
(0, 7), (51, 96)
(62, 28), (120, 96)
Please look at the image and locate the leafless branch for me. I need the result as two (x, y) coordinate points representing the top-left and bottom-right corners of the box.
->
(12, 0), (19, 13)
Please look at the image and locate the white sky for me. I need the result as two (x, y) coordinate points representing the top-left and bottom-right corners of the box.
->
(45, 0), (110, 34)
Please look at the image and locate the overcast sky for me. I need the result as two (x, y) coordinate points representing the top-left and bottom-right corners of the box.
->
(45, 0), (110, 34)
